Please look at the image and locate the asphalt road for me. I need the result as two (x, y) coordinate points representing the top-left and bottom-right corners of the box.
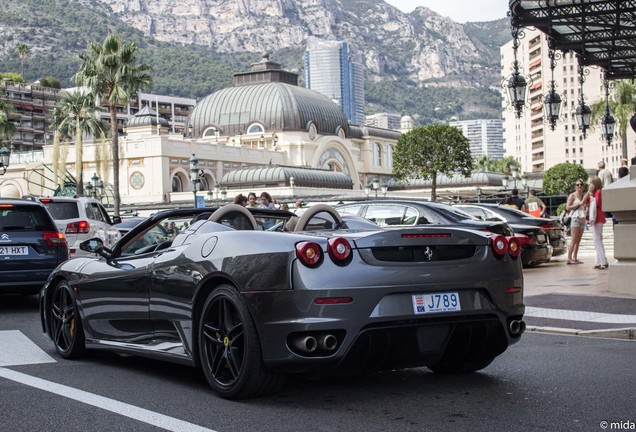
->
(1, 295), (635, 432)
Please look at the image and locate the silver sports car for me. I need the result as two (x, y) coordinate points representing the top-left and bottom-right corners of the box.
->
(40, 204), (525, 399)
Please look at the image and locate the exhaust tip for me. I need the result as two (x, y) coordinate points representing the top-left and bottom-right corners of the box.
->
(318, 334), (338, 351)
(292, 336), (318, 353)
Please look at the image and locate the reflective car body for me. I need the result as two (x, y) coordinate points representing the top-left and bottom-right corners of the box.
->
(454, 203), (566, 256)
(456, 204), (553, 267)
(0, 199), (69, 294)
(336, 200), (514, 236)
(40, 204), (525, 399)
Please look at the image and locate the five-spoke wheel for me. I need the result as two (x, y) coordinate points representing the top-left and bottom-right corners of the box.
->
(199, 285), (285, 399)
(50, 280), (85, 359)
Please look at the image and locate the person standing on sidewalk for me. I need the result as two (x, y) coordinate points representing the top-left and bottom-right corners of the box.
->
(566, 179), (587, 265)
(585, 176), (609, 269)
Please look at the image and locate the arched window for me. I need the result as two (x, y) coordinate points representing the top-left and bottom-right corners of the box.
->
(203, 127), (219, 138)
(246, 123), (264, 134)
(172, 175), (184, 192)
(373, 143), (382, 167)
(387, 145), (394, 168)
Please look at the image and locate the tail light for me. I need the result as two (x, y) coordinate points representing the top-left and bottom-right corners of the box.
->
(514, 233), (536, 246)
(327, 237), (352, 265)
(43, 231), (67, 247)
(539, 223), (555, 230)
(66, 221), (90, 234)
(296, 241), (323, 267)
(490, 234), (508, 257)
(507, 237), (522, 258)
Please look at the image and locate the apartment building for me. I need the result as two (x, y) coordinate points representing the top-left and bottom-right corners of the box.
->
(449, 119), (505, 160)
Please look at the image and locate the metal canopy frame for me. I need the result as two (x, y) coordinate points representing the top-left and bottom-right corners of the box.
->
(509, 0), (636, 79)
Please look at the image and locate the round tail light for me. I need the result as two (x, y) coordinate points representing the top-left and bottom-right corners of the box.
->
(295, 241), (323, 267)
(507, 237), (521, 258)
(490, 234), (509, 257)
(327, 237), (352, 265)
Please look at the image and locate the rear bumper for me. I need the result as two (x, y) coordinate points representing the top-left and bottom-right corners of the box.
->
(521, 244), (553, 267)
(0, 269), (55, 294)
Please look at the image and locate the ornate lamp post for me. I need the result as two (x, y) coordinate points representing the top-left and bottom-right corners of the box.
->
(601, 70), (616, 146)
(189, 153), (202, 208)
(372, 178), (380, 198)
(0, 144), (11, 175)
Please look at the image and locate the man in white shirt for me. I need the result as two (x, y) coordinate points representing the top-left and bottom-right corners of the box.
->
(597, 161), (613, 187)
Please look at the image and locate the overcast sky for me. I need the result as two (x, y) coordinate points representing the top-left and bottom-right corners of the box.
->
(384, 0), (509, 23)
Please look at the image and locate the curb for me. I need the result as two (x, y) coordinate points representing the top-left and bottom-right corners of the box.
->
(526, 325), (636, 340)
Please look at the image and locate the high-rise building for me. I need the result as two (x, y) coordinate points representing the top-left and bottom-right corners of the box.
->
(304, 37), (365, 126)
(365, 112), (402, 130)
(450, 119), (505, 160)
(500, 28), (625, 177)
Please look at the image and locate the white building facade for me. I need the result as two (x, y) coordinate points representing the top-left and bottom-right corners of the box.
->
(449, 119), (505, 160)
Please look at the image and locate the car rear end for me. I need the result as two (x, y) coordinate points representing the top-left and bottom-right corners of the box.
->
(534, 218), (566, 256)
(511, 224), (553, 266)
(0, 200), (69, 294)
(251, 227), (524, 374)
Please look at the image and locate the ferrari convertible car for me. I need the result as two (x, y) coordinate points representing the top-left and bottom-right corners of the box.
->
(40, 204), (525, 399)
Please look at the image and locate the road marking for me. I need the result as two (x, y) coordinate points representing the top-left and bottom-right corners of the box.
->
(525, 306), (636, 324)
(0, 367), (218, 432)
(0, 330), (56, 366)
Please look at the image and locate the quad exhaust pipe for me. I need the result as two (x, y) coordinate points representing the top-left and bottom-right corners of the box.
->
(318, 334), (338, 351)
(292, 336), (318, 353)
(509, 319), (526, 336)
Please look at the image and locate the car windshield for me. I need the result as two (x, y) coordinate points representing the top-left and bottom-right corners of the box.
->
(41, 202), (80, 220)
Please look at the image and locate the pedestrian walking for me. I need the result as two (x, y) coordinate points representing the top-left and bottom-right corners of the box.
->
(597, 161), (613, 187)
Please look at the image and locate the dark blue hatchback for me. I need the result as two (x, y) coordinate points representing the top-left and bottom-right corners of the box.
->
(0, 199), (69, 294)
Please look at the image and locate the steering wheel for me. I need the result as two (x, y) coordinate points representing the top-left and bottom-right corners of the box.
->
(293, 204), (344, 231)
(208, 204), (258, 230)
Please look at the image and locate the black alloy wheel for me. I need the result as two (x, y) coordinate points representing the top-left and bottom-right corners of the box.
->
(50, 280), (86, 359)
(198, 285), (285, 399)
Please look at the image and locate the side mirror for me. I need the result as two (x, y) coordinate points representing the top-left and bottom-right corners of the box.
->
(111, 216), (122, 225)
(80, 237), (104, 254)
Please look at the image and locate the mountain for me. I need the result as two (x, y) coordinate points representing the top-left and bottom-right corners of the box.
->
(0, 0), (510, 123)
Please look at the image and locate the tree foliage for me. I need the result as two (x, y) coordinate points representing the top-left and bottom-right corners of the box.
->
(0, 101), (17, 143)
(393, 125), (473, 201)
(39, 76), (61, 89)
(74, 33), (153, 216)
(542, 162), (589, 196)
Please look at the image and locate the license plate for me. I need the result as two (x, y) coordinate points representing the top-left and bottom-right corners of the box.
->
(0, 246), (28, 255)
(412, 292), (461, 314)
(537, 233), (547, 243)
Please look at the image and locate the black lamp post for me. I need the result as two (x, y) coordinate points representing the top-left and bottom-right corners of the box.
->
(476, 186), (482, 203)
(575, 55), (591, 138)
(189, 153), (201, 208)
(601, 70), (616, 146)
(544, 36), (563, 130)
(504, 18), (529, 118)
(85, 173), (104, 199)
(0, 144), (11, 175)
(187, 124), (193, 138)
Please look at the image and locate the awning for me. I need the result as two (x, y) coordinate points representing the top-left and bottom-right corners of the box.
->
(509, 0), (636, 79)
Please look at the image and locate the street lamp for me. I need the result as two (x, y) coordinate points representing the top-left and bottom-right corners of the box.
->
(372, 178), (380, 198)
(188, 124), (193, 138)
(381, 183), (388, 198)
(364, 184), (371, 199)
(84, 173), (104, 199)
(476, 186), (482, 203)
(0, 144), (11, 175)
(189, 153), (202, 208)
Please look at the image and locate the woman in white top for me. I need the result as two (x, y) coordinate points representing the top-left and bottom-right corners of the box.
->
(565, 179), (587, 264)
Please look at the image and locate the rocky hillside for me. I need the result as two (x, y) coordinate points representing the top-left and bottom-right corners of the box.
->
(0, 0), (510, 121)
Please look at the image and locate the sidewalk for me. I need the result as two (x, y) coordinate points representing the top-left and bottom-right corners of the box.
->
(522, 255), (636, 340)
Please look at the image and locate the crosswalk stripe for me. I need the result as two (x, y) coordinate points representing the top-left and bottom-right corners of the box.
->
(0, 330), (56, 366)
(525, 306), (636, 324)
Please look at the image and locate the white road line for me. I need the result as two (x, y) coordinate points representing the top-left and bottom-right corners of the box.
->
(525, 306), (636, 324)
(0, 330), (56, 366)
(0, 368), (218, 432)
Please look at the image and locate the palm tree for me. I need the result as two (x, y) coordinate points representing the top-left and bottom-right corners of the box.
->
(591, 80), (635, 160)
(15, 44), (30, 79)
(0, 101), (17, 145)
(52, 91), (108, 196)
(475, 155), (497, 172)
(73, 34), (153, 216)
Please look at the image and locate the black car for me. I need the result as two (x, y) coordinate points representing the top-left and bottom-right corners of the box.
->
(454, 203), (566, 256)
(456, 204), (553, 267)
(40, 204), (524, 399)
(336, 200), (514, 236)
(0, 199), (69, 294)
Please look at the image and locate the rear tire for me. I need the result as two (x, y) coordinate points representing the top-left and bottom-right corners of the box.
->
(50, 280), (86, 359)
(198, 285), (285, 399)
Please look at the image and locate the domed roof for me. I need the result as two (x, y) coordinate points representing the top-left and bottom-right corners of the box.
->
(188, 56), (350, 138)
(127, 106), (170, 127)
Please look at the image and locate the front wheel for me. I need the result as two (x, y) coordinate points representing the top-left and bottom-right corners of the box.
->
(49, 280), (86, 359)
(198, 285), (285, 399)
